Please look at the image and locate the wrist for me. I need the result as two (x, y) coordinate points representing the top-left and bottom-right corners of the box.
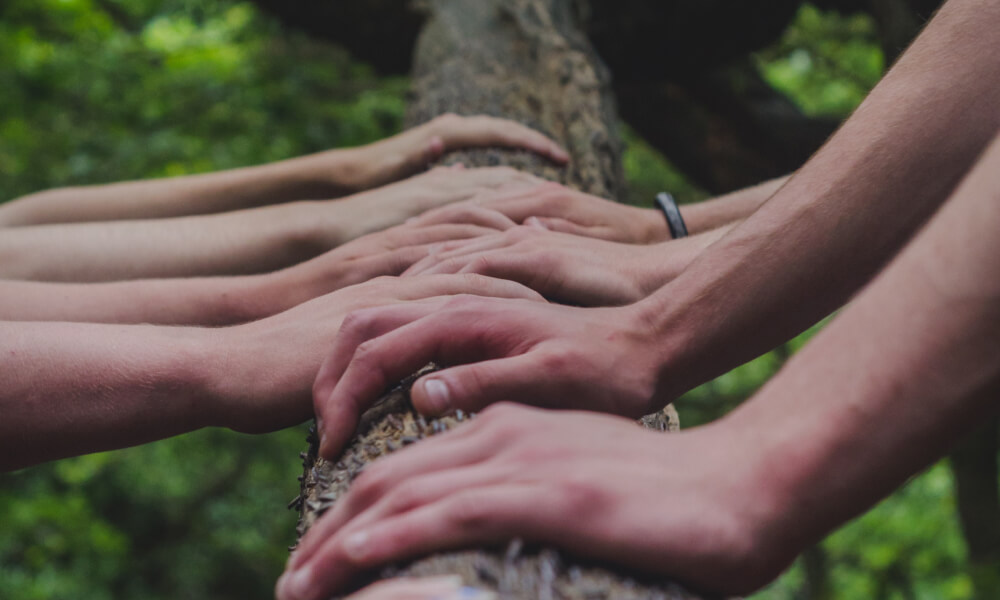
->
(193, 323), (272, 432)
(637, 207), (672, 244)
(687, 416), (806, 586)
(631, 241), (695, 298)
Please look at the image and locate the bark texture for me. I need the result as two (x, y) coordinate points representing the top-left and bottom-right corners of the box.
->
(292, 1), (697, 597)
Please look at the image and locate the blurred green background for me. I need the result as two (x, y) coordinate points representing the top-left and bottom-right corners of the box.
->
(0, 1), (992, 598)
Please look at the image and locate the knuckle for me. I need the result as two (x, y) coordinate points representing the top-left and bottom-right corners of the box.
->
(556, 473), (608, 516)
(339, 309), (375, 337)
(467, 255), (496, 275)
(537, 348), (573, 376)
(446, 492), (493, 529)
(351, 465), (391, 502)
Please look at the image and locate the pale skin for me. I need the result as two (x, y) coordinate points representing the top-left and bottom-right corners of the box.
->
(409, 173), (785, 245)
(0, 113), (568, 227)
(308, 0), (1000, 457)
(0, 207), (519, 325)
(278, 122), (1000, 600)
(0, 166), (544, 282)
(0, 274), (543, 472)
(403, 221), (734, 306)
(394, 175), (787, 305)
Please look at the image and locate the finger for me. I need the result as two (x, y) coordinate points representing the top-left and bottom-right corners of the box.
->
(402, 255), (464, 277)
(410, 353), (567, 416)
(293, 453), (508, 571)
(441, 116), (569, 164)
(410, 204), (517, 231)
(318, 300), (525, 458)
(314, 301), (450, 457)
(392, 224), (501, 249)
(293, 484), (558, 597)
(394, 273), (544, 303)
(525, 216), (594, 237)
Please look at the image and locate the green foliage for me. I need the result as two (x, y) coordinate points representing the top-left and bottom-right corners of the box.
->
(0, 2), (986, 599)
(755, 4), (884, 116)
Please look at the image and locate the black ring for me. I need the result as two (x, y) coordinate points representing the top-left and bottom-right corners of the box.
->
(655, 192), (688, 239)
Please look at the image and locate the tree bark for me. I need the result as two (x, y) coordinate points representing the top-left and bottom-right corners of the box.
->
(292, 1), (697, 597)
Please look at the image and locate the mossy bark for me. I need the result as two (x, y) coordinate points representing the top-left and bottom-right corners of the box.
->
(294, 2), (700, 598)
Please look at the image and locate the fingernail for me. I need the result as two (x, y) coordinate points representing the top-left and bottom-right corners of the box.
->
(421, 379), (451, 415)
(552, 145), (570, 162)
(525, 216), (548, 230)
(440, 587), (498, 600)
(278, 564), (314, 600)
(343, 530), (369, 561)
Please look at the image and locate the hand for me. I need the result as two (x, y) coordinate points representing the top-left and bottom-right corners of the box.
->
(313, 294), (667, 457)
(206, 275), (544, 434)
(330, 166), (545, 244)
(351, 114), (569, 190)
(413, 181), (669, 244)
(270, 214), (517, 311)
(404, 224), (671, 306)
(278, 405), (792, 600)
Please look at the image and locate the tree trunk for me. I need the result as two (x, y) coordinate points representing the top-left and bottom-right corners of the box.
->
(292, 1), (698, 597)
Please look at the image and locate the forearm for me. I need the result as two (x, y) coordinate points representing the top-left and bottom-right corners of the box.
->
(0, 273), (301, 325)
(632, 224), (735, 297)
(641, 0), (1000, 395)
(0, 321), (220, 471)
(681, 175), (789, 234)
(0, 149), (362, 227)
(727, 134), (1000, 552)
(0, 200), (339, 282)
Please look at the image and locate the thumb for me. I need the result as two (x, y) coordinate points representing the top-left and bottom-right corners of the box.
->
(410, 354), (553, 416)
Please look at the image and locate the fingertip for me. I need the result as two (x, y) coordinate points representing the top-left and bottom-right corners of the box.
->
(427, 136), (445, 159)
(413, 377), (452, 416)
(524, 216), (550, 230)
(551, 144), (570, 164)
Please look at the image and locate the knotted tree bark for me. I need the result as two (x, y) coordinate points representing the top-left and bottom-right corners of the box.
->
(292, 1), (697, 597)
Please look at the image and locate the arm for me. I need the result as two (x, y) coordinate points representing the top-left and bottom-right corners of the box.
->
(0, 274), (541, 472)
(0, 221), (505, 325)
(0, 114), (567, 227)
(0, 166), (538, 282)
(280, 129), (1000, 600)
(308, 0), (1000, 455)
(638, 0), (1000, 397)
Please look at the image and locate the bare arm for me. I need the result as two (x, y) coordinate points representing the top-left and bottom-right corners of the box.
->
(305, 0), (1000, 456)
(642, 0), (1000, 397)
(0, 167), (538, 282)
(0, 274), (541, 472)
(0, 221), (504, 325)
(283, 128), (1000, 600)
(680, 174), (788, 234)
(0, 114), (567, 227)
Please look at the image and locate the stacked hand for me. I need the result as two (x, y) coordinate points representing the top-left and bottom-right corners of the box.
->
(403, 224), (669, 305)
(410, 181), (669, 244)
(208, 275), (544, 435)
(311, 295), (671, 457)
(278, 405), (792, 600)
